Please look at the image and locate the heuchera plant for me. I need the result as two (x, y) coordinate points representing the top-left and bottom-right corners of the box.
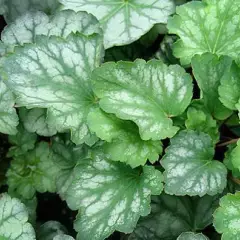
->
(0, 0), (240, 239)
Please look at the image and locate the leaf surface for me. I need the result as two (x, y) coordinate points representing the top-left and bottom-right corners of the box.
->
(60, 0), (175, 48)
(161, 130), (227, 196)
(1, 33), (103, 145)
(168, 0), (240, 65)
(64, 150), (163, 240)
(87, 109), (162, 167)
(177, 232), (209, 240)
(0, 194), (36, 240)
(92, 59), (193, 140)
(213, 192), (240, 240)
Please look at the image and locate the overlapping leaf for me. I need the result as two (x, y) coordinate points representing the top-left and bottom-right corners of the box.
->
(60, 0), (175, 48)
(92, 59), (193, 141)
(0, 194), (36, 240)
(1, 33), (104, 145)
(64, 150), (163, 240)
(161, 130), (227, 196)
(213, 192), (240, 240)
(87, 109), (162, 167)
(177, 232), (209, 240)
(168, 0), (240, 65)
(192, 53), (232, 120)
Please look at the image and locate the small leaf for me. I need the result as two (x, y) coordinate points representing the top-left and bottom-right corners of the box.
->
(60, 0), (175, 48)
(38, 221), (68, 240)
(1, 33), (103, 145)
(87, 109), (162, 167)
(185, 101), (219, 143)
(8, 124), (37, 157)
(177, 232), (209, 240)
(2, 0), (60, 23)
(161, 130), (227, 196)
(92, 59), (193, 141)
(1, 10), (101, 48)
(7, 142), (60, 199)
(129, 193), (219, 240)
(168, 0), (240, 65)
(20, 108), (57, 137)
(192, 53), (232, 120)
(0, 80), (18, 135)
(225, 140), (240, 171)
(213, 192), (240, 240)
(64, 150), (163, 240)
(0, 193), (36, 240)
(219, 61), (240, 113)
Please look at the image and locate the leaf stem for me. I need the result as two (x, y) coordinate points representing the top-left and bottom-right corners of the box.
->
(217, 138), (239, 147)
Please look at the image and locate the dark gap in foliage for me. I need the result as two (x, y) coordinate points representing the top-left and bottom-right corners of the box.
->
(36, 192), (77, 237)
(202, 224), (221, 240)
(0, 16), (6, 33)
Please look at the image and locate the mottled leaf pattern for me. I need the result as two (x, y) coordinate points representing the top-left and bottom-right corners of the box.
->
(64, 150), (163, 240)
(1, 33), (103, 145)
(168, 0), (240, 65)
(161, 130), (227, 196)
(92, 59), (193, 141)
(60, 0), (175, 48)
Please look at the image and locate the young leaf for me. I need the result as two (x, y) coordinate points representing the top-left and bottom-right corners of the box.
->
(161, 130), (227, 196)
(7, 124), (37, 157)
(7, 142), (60, 199)
(1, 10), (101, 48)
(87, 109), (162, 168)
(185, 101), (219, 143)
(219, 61), (240, 112)
(20, 108), (57, 137)
(168, 0), (240, 65)
(92, 59), (193, 141)
(0, 193), (36, 240)
(38, 221), (69, 240)
(129, 193), (219, 240)
(64, 150), (163, 240)
(177, 232), (209, 240)
(192, 53), (232, 120)
(213, 192), (240, 240)
(1, 33), (104, 145)
(0, 80), (18, 135)
(224, 140), (240, 171)
(2, 0), (60, 23)
(60, 0), (175, 49)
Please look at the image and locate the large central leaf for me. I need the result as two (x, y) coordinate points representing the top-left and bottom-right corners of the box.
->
(60, 0), (175, 48)
(92, 59), (193, 141)
(64, 150), (163, 240)
(1, 33), (104, 145)
(168, 0), (240, 65)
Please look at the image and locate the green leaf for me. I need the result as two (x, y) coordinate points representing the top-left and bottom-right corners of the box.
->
(7, 142), (60, 199)
(167, 0), (240, 65)
(219, 61), (240, 113)
(129, 193), (219, 240)
(38, 221), (69, 240)
(53, 235), (74, 240)
(1, 10), (101, 48)
(161, 130), (227, 196)
(92, 59), (193, 141)
(87, 109), (162, 168)
(177, 232), (209, 240)
(0, 80), (18, 135)
(0, 193), (36, 240)
(2, 0), (60, 23)
(185, 101), (219, 143)
(224, 140), (240, 171)
(60, 0), (175, 48)
(213, 192), (240, 240)
(1, 33), (104, 145)
(192, 53), (232, 120)
(20, 108), (57, 137)
(64, 150), (163, 240)
(223, 144), (240, 178)
(7, 124), (37, 157)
